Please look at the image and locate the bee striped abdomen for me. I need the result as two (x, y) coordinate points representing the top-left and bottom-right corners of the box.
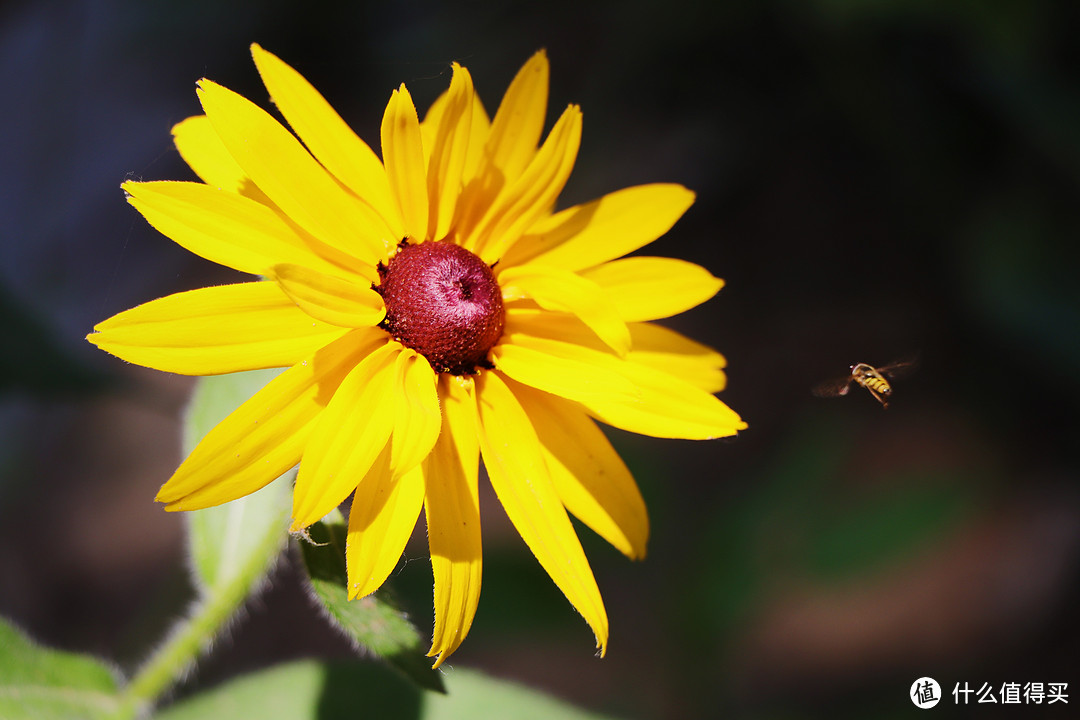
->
(850, 363), (893, 404)
(861, 376), (892, 394)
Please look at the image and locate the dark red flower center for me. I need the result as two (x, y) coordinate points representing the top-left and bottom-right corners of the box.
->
(374, 241), (505, 374)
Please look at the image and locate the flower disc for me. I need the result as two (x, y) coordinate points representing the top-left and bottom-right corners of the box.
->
(376, 241), (505, 374)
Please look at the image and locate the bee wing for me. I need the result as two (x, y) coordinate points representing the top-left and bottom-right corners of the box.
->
(878, 353), (920, 380)
(812, 376), (853, 398)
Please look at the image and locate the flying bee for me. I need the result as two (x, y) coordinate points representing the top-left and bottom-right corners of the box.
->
(812, 356), (918, 409)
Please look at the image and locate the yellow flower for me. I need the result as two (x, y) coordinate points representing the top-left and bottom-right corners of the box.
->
(88, 45), (746, 665)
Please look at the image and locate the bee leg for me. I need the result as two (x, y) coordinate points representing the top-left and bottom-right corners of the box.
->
(867, 387), (889, 409)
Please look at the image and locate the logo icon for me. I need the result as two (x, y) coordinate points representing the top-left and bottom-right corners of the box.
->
(911, 677), (941, 709)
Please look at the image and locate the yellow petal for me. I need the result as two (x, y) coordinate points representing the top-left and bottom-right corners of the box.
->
(450, 51), (549, 239)
(424, 64), (474, 242)
(381, 84), (429, 239)
(197, 79), (391, 265)
(291, 342), (400, 530)
(582, 257), (724, 321)
(123, 180), (342, 277)
(469, 105), (582, 262)
(503, 311), (740, 437)
(474, 371), (608, 655)
(484, 49), (550, 187)
(583, 359), (746, 440)
(627, 322), (727, 393)
(157, 328), (383, 510)
(424, 375), (482, 667)
(422, 88), (490, 184)
(390, 349), (441, 479)
(460, 94), (492, 185)
(499, 305), (602, 346)
(250, 44), (403, 237)
(345, 446), (425, 599)
(270, 263), (385, 328)
(171, 115), (271, 206)
(502, 184), (695, 271)
(510, 380), (648, 560)
(498, 264), (630, 355)
(88, 282), (346, 375)
(492, 333), (636, 405)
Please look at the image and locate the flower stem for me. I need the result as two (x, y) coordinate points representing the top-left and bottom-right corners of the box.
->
(109, 515), (287, 719)
(110, 584), (238, 718)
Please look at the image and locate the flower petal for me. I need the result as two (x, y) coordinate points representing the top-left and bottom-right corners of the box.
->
(424, 63), (474, 242)
(452, 50), (549, 237)
(123, 181), (342, 277)
(510, 380), (648, 560)
(250, 43), (403, 237)
(627, 322), (727, 393)
(345, 446), (425, 599)
(492, 333), (636, 405)
(484, 49), (549, 185)
(197, 79), (391, 264)
(424, 375), (482, 667)
(498, 264), (630, 355)
(157, 328), (383, 510)
(474, 371), (608, 656)
(381, 84), (429, 239)
(581, 257), (724, 321)
(88, 282), (347, 375)
(270, 263), (385, 328)
(291, 342), (400, 530)
(390, 349), (441, 479)
(583, 358), (746, 440)
(469, 104), (582, 262)
(171, 115), (271, 205)
(422, 88), (490, 182)
(460, 94), (492, 185)
(499, 305), (603, 346)
(503, 184), (695, 271)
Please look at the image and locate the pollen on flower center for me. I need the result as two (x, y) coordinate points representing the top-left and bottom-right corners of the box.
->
(375, 241), (505, 374)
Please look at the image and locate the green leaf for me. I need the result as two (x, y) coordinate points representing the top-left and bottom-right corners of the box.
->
(154, 659), (417, 720)
(299, 517), (445, 693)
(423, 667), (617, 720)
(182, 369), (293, 592)
(0, 617), (120, 720)
(155, 660), (618, 720)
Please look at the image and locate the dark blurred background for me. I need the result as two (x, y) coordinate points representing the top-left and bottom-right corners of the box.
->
(1, 1), (1078, 718)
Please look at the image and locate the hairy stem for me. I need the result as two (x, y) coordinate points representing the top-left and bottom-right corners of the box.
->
(110, 512), (287, 720)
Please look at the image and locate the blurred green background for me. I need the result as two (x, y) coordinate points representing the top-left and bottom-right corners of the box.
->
(1, 0), (1077, 718)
